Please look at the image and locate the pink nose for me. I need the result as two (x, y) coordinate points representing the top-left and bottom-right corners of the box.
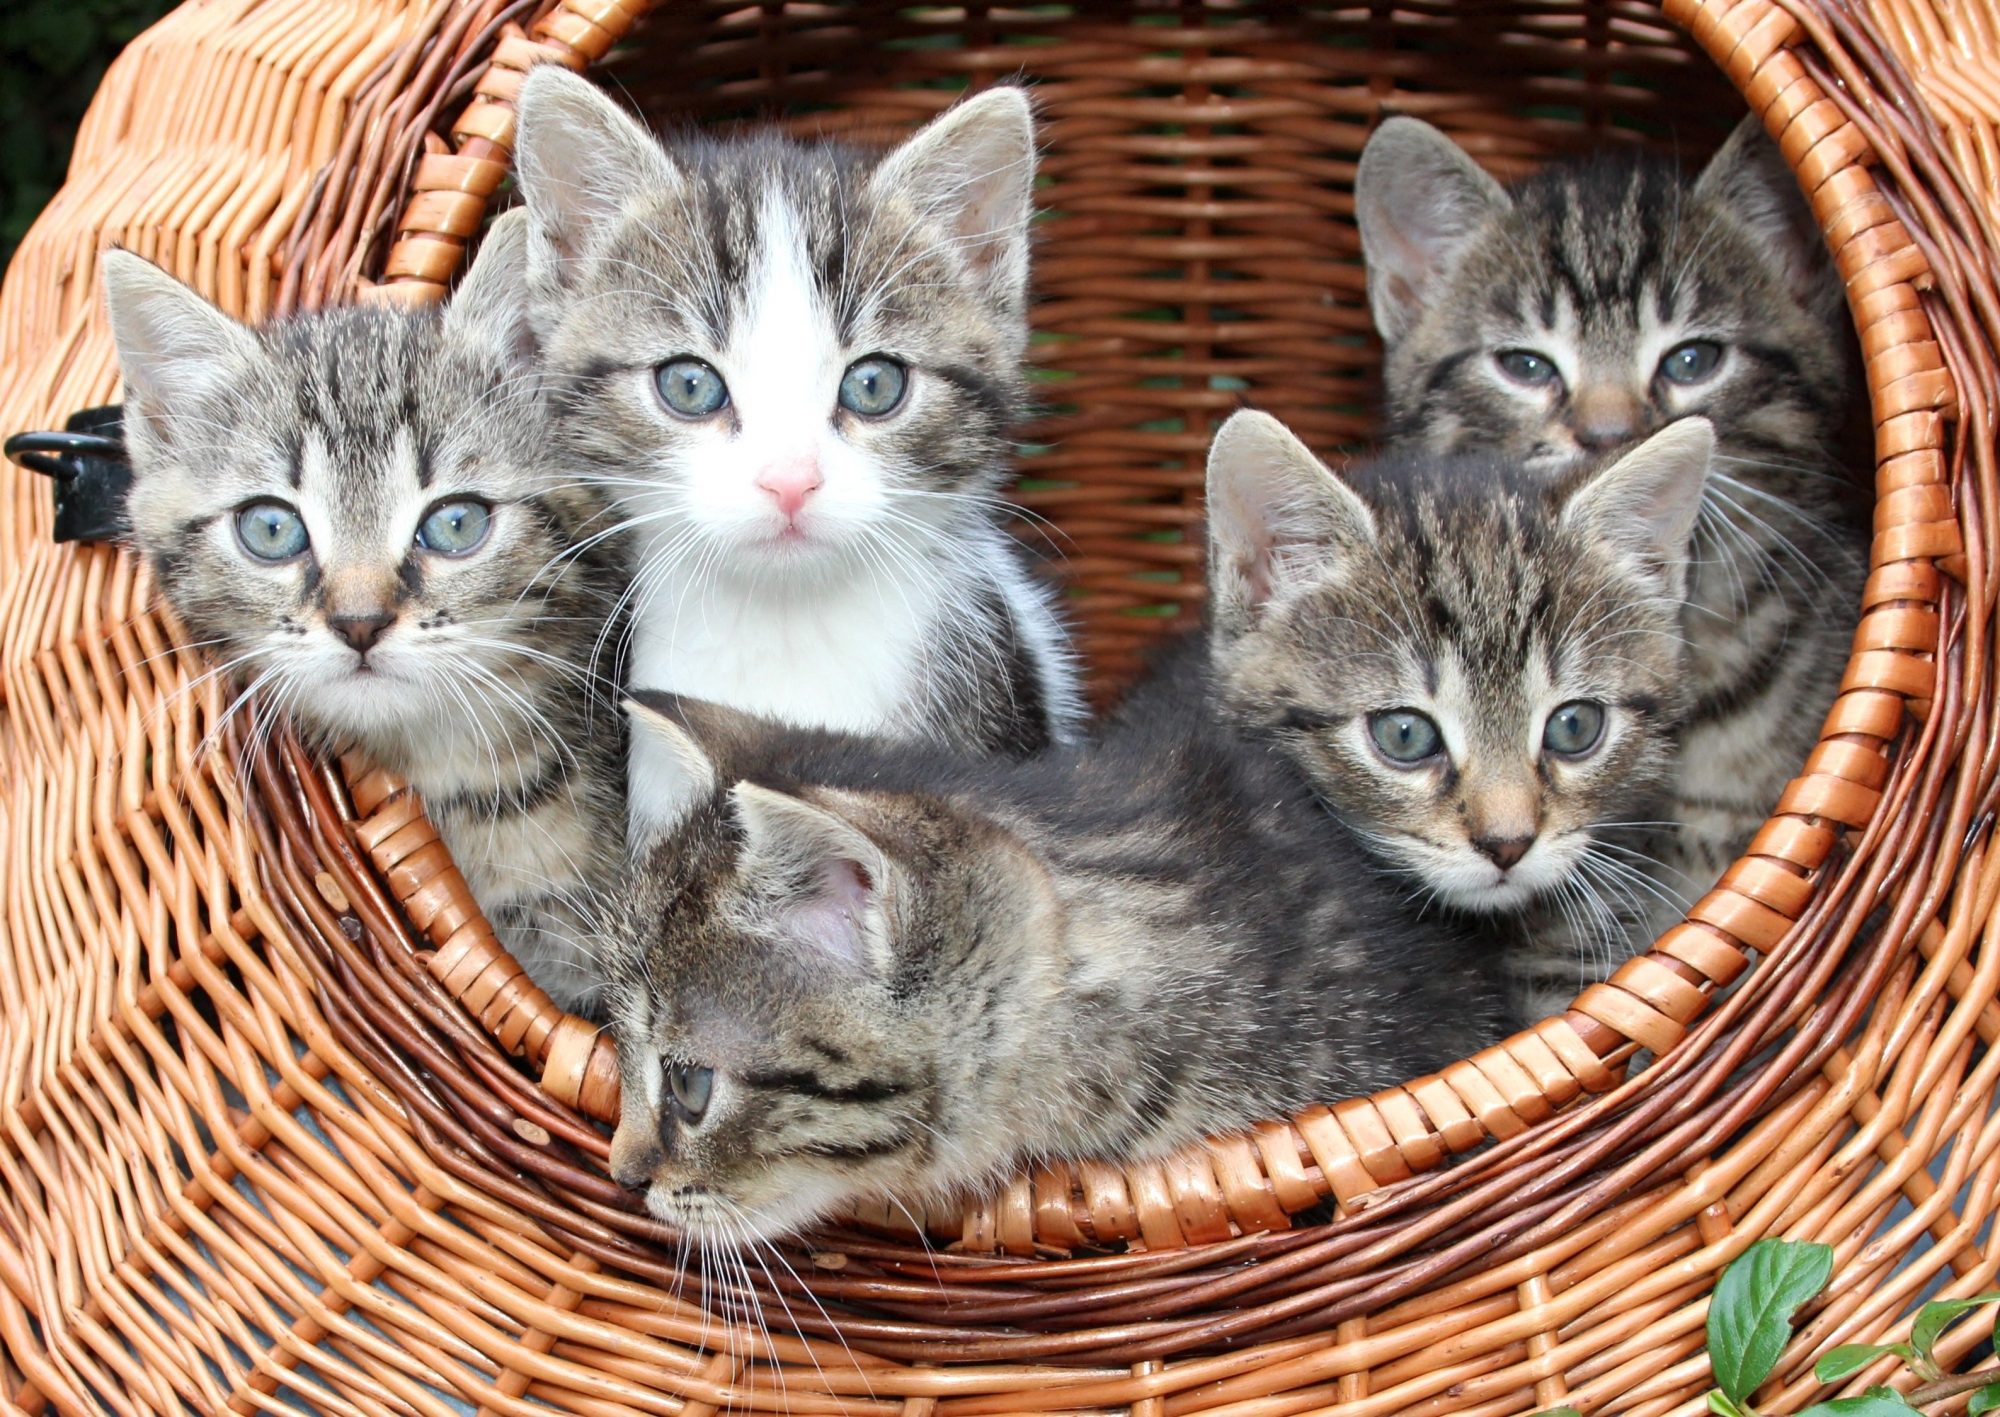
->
(756, 460), (823, 521)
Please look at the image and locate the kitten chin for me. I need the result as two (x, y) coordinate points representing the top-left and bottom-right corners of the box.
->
(1355, 116), (1870, 1014)
(513, 70), (1083, 759)
(1202, 411), (1711, 1025)
(101, 219), (630, 1016)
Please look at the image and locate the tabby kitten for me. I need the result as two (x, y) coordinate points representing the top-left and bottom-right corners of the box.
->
(511, 70), (1083, 804)
(102, 216), (627, 1015)
(601, 648), (1505, 1244)
(1356, 115), (1868, 947)
(1207, 412), (1712, 1025)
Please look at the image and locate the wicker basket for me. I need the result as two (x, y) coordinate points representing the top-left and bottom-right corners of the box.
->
(2, 0), (1996, 1410)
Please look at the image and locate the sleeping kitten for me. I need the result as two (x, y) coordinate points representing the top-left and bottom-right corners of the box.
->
(1207, 413), (1712, 1026)
(511, 70), (1083, 801)
(1356, 114), (1867, 975)
(101, 216), (627, 1015)
(599, 493), (1508, 1241)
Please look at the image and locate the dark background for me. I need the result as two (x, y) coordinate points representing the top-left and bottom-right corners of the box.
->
(3, 0), (177, 266)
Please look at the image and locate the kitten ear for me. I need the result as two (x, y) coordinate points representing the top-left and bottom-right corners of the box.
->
(729, 782), (892, 975)
(1561, 416), (1714, 596)
(100, 249), (262, 412)
(869, 86), (1037, 322)
(1694, 114), (1837, 316)
(442, 210), (538, 373)
(624, 696), (721, 850)
(1355, 117), (1512, 343)
(513, 66), (683, 290)
(1205, 410), (1376, 635)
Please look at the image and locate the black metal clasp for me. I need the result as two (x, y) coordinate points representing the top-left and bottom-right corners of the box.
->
(4, 404), (133, 544)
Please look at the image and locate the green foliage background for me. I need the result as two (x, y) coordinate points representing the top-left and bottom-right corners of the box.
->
(2, 0), (178, 266)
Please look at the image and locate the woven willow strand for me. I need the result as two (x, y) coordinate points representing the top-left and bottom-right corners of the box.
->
(0, 0), (1996, 1413)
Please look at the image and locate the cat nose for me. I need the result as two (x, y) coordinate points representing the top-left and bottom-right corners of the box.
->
(756, 458), (823, 521)
(328, 610), (394, 654)
(1473, 834), (1535, 870)
(610, 1141), (663, 1189)
(1569, 387), (1647, 452)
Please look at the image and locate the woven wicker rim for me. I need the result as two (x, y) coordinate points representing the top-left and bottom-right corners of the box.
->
(254, 0), (1963, 1256)
(6, 0), (2000, 1409)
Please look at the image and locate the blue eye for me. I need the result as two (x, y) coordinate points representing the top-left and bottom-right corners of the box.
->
(1368, 709), (1443, 765)
(656, 358), (729, 418)
(416, 499), (492, 555)
(1658, 340), (1723, 385)
(1496, 349), (1561, 387)
(838, 356), (908, 417)
(1543, 700), (1607, 756)
(667, 1063), (713, 1123)
(234, 501), (308, 561)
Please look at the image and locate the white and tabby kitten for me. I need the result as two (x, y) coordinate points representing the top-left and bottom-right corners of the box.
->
(511, 71), (1083, 818)
(1356, 115), (1868, 1000)
(102, 217), (627, 1015)
(1207, 413), (1712, 1026)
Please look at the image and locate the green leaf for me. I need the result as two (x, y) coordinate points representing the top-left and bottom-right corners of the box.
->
(1910, 1292), (2000, 1366)
(1967, 1382), (2000, 1415)
(1813, 1344), (1914, 1382)
(1709, 1239), (1837, 1403)
(1706, 1396), (1751, 1417)
(1530, 1409), (1582, 1417)
(1794, 1399), (1919, 1416)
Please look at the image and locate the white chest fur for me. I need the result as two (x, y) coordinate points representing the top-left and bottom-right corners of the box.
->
(625, 542), (946, 735)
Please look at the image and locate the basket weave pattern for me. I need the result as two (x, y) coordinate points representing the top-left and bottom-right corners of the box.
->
(0, 0), (1997, 1412)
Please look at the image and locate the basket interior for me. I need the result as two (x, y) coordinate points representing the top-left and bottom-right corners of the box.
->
(588, 0), (1752, 695)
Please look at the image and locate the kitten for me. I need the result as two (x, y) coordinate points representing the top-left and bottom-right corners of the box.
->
(1355, 115), (1868, 953)
(511, 70), (1084, 810)
(1206, 413), (1713, 1026)
(600, 607), (1506, 1241)
(101, 216), (627, 1016)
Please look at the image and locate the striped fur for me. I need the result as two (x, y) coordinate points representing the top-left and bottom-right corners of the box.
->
(1206, 412), (1710, 1028)
(512, 71), (1083, 788)
(1357, 116), (1870, 1019)
(102, 220), (628, 1015)
(599, 646), (1505, 1244)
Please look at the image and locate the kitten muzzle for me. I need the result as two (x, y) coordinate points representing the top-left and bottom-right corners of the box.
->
(327, 609), (394, 655)
(755, 455), (823, 526)
(1472, 833), (1534, 870)
(1567, 385), (1651, 454)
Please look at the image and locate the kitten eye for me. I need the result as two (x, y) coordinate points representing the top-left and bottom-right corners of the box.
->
(667, 1063), (713, 1123)
(656, 358), (730, 418)
(1495, 349), (1561, 388)
(415, 499), (492, 556)
(1658, 340), (1724, 385)
(1368, 709), (1443, 765)
(234, 501), (309, 562)
(838, 356), (908, 418)
(1543, 700), (1607, 757)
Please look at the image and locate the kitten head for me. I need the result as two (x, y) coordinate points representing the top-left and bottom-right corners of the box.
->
(1356, 114), (1846, 470)
(514, 70), (1035, 581)
(102, 217), (600, 750)
(1207, 410), (1711, 913)
(606, 698), (1049, 1243)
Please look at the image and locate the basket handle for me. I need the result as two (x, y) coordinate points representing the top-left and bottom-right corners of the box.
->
(367, 0), (658, 307)
(343, 0), (1959, 1254)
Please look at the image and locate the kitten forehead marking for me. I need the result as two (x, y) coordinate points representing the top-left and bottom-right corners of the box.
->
(515, 70), (1084, 773)
(1209, 412), (1706, 923)
(1357, 115), (1866, 1024)
(103, 228), (631, 1015)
